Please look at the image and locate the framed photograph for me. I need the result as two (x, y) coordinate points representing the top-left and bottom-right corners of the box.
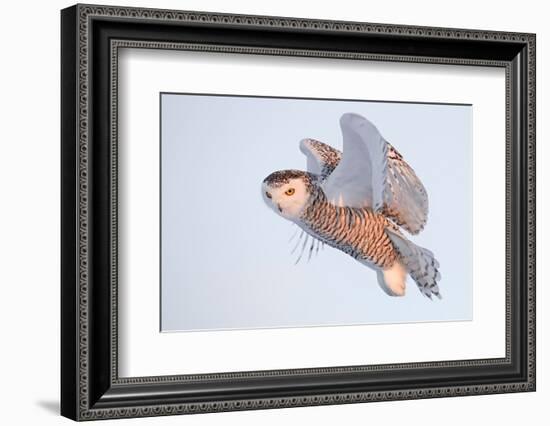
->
(61, 4), (536, 421)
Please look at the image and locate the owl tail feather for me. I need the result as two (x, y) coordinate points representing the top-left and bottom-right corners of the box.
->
(385, 228), (442, 300)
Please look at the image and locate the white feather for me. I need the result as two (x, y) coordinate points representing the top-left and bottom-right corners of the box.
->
(322, 113), (388, 210)
(376, 261), (407, 297)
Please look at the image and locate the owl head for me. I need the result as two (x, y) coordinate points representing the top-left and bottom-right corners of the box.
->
(262, 170), (314, 221)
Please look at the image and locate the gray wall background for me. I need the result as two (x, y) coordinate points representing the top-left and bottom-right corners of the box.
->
(160, 93), (472, 332)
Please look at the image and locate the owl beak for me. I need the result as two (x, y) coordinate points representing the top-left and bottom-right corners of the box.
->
(277, 203), (283, 213)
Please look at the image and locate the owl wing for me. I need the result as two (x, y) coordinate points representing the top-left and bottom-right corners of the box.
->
(321, 113), (429, 234)
(383, 143), (429, 234)
(322, 113), (388, 210)
(299, 138), (341, 181)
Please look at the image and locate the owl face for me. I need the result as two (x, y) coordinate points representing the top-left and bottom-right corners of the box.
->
(262, 170), (312, 221)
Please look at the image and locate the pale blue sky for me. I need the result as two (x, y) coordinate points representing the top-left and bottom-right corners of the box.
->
(160, 93), (472, 332)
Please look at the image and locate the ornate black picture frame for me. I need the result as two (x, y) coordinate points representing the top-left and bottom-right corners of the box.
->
(61, 3), (536, 421)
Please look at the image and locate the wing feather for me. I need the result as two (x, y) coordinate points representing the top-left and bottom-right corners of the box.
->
(322, 113), (388, 209)
(299, 138), (341, 181)
(383, 144), (429, 234)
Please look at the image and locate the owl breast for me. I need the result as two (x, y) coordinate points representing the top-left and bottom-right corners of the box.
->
(299, 189), (398, 269)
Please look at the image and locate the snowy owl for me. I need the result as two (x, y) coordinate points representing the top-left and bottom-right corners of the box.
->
(261, 113), (441, 299)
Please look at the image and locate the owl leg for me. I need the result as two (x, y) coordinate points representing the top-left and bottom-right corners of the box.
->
(376, 261), (407, 297)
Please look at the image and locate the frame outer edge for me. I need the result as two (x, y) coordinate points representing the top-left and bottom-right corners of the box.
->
(61, 4), (80, 422)
(76, 2), (91, 420)
(527, 33), (535, 390)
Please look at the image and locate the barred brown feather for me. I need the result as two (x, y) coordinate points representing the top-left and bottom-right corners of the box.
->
(300, 188), (398, 268)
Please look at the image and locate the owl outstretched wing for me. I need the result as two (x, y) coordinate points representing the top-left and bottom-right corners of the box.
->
(316, 113), (428, 234)
(322, 113), (388, 210)
(299, 138), (341, 181)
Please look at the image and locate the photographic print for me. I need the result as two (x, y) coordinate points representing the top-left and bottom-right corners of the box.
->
(160, 93), (472, 332)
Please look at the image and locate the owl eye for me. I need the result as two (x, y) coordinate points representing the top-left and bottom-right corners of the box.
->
(285, 188), (295, 196)
(265, 191), (272, 199)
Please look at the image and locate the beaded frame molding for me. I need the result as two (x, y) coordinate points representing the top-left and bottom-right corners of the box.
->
(61, 3), (536, 421)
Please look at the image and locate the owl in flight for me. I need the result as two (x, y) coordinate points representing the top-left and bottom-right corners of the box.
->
(262, 113), (441, 299)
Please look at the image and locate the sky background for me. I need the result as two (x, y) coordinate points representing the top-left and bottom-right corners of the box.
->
(160, 93), (472, 332)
